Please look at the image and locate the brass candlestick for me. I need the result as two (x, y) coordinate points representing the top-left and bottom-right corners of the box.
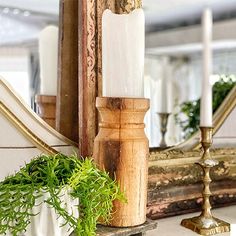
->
(181, 127), (230, 235)
(157, 112), (170, 148)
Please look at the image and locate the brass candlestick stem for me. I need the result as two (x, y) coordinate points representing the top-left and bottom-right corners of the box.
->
(181, 127), (230, 235)
(157, 112), (170, 148)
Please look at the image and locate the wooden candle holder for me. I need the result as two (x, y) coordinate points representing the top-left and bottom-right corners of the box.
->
(93, 97), (150, 227)
(35, 95), (56, 129)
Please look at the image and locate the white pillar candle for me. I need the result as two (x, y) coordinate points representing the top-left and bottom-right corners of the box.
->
(200, 8), (213, 127)
(102, 9), (144, 98)
(39, 25), (59, 96)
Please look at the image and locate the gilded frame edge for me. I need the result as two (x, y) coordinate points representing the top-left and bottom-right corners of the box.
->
(0, 101), (57, 155)
(0, 78), (78, 147)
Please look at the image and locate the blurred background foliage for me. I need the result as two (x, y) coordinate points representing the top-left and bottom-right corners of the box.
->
(176, 75), (236, 139)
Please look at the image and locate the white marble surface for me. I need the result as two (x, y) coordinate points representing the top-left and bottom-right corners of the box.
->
(147, 206), (236, 236)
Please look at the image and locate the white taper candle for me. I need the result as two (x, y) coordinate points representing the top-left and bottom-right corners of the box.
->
(200, 8), (213, 127)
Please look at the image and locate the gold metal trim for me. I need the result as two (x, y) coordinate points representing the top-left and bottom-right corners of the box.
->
(113, 0), (142, 14)
(103, 0), (142, 14)
(212, 85), (236, 135)
(149, 147), (236, 163)
(0, 78), (77, 147)
(0, 101), (58, 155)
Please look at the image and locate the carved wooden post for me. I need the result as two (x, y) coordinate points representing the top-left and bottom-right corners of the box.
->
(78, 0), (99, 156)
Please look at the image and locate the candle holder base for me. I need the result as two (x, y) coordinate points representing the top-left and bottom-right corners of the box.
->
(93, 97), (150, 227)
(157, 112), (171, 148)
(181, 127), (230, 235)
(181, 216), (230, 236)
(35, 95), (56, 128)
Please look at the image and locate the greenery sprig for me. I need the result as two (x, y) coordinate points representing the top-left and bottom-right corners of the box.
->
(0, 154), (125, 236)
(176, 76), (236, 138)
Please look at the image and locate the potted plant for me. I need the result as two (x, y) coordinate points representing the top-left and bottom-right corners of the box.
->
(0, 154), (125, 236)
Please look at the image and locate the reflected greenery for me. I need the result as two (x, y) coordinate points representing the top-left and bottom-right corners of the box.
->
(176, 75), (236, 139)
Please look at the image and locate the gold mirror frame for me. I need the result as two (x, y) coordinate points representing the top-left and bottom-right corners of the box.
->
(0, 79), (77, 155)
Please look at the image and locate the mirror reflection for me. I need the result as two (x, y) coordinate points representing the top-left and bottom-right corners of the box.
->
(1, 0), (236, 148)
(0, 0), (59, 107)
(144, 0), (236, 147)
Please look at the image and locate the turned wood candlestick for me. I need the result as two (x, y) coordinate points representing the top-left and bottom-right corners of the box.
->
(93, 97), (150, 227)
(35, 95), (56, 129)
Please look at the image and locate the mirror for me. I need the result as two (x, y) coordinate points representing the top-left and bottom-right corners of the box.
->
(1, 0), (236, 150)
(0, 0), (59, 108)
(143, 1), (236, 148)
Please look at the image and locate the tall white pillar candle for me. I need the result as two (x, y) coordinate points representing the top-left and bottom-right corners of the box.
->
(200, 8), (213, 127)
(39, 25), (59, 96)
(102, 9), (144, 98)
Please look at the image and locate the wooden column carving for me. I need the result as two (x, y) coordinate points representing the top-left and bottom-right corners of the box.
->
(78, 0), (98, 157)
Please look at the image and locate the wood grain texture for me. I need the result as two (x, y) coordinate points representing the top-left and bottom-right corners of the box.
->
(35, 95), (56, 128)
(93, 97), (150, 227)
(56, 0), (78, 142)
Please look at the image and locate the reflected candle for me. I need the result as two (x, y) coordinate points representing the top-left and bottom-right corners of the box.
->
(102, 9), (144, 98)
(200, 8), (213, 127)
(39, 25), (59, 96)
(159, 57), (172, 113)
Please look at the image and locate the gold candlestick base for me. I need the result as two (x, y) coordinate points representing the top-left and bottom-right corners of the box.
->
(181, 127), (230, 235)
(181, 216), (230, 236)
(157, 112), (171, 148)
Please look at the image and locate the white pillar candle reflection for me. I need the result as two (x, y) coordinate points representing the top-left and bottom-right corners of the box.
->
(102, 9), (144, 98)
(39, 25), (59, 96)
(200, 8), (213, 127)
